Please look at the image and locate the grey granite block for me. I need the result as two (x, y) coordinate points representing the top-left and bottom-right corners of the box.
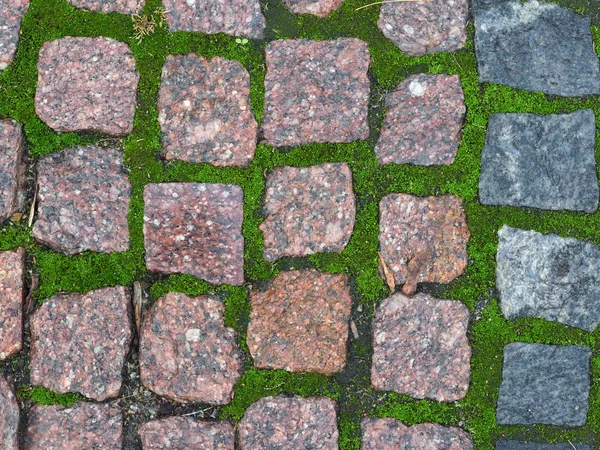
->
(497, 441), (589, 450)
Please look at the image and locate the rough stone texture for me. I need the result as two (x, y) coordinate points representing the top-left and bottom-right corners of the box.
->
(139, 417), (234, 450)
(144, 183), (244, 286)
(66, 0), (144, 13)
(497, 226), (600, 332)
(248, 269), (352, 375)
(378, 0), (468, 56)
(379, 194), (470, 294)
(0, 0), (29, 70)
(497, 442), (590, 450)
(139, 292), (242, 405)
(163, 0), (265, 38)
(282, 0), (343, 17)
(376, 74), (465, 166)
(32, 146), (131, 255)
(474, 0), (600, 96)
(238, 395), (338, 450)
(0, 248), (24, 360)
(480, 110), (598, 213)
(262, 39), (370, 147)
(371, 293), (471, 401)
(497, 343), (591, 426)
(260, 163), (355, 261)
(35, 37), (139, 135)
(0, 376), (19, 450)
(29, 286), (132, 401)
(24, 402), (123, 450)
(361, 417), (408, 450)
(0, 119), (26, 223)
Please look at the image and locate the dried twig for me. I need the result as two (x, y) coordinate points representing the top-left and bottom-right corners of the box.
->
(133, 281), (143, 334)
(28, 184), (38, 228)
(356, 0), (426, 11)
(378, 251), (395, 292)
(25, 272), (39, 314)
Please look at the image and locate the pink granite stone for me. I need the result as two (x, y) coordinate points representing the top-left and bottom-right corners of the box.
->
(35, 37), (139, 135)
(0, 248), (24, 360)
(0, 376), (19, 450)
(0, 0), (29, 70)
(0, 119), (26, 223)
(238, 395), (338, 450)
(139, 417), (234, 449)
(283, 0), (343, 17)
(24, 402), (123, 450)
(248, 269), (352, 375)
(32, 146), (131, 255)
(262, 38), (370, 147)
(66, 0), (144, 13)
(379, 194), (470, 294)
(139, 292), (243, 405)
(163, 0), (265, 38)
(158, 54), (257, 166)
(376, 74), (466, 166)
(143, 183), (244, 286)
(378, 0), (468, 56)
(260, 163), (355, 261)
(371, 293), (471, 401)
(361, 417), (408, 450)
(29, 286), (133, 401)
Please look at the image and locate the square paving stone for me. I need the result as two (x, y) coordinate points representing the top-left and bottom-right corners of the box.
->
(0, 0), (29, 70)
(32, 145), (131, 255)
(0, 376), (19, 450)
(158, 54), (257, 166)
(497, 343), (591, 426)
(479, 110), (598, 213)
(379, 194), (470, 294)
(371, 293), (471, 401)
(0, 248), (24, 360)
(376, 74), (465, 166)
(282, 0), (343, 17)
(24, 402), (122, 450)
(66, 0), (144, 13)
(238, 395), (338, 450)
(0, 119), (26, 223)
(260, 163), (355, 261)
(247, 269), (352, 375)
(139, 292), (243, 405)
(497, 441), (590, 450)
(262, 38), (370, 147)
(163, 0), (265, 38)
(474, 0), (600, 96)
(139, 417), (234, 449)
(29, 286), (133, 401)
(35, 37), (139, 135)
(143, 183), (244, 286)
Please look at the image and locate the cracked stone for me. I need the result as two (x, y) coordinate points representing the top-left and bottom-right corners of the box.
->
(0, 119), (26, 223)
(0, 248), (24, 360)
(139, 417), (234, 449)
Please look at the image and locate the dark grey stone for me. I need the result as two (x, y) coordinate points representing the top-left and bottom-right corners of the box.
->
(479, 110), (598, 213)
(497, 441), (590, 450)
(474, 0), (600, 96)
(497, 226), (600, 331)
(497, 343), (590, 426)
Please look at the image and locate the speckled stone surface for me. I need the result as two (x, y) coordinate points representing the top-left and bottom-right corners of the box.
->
(248, 269), (352, 375)
(376, 74), (465, 166)
(143, 183), (244, 286)
(238, 395), (338, 450)
(497, 442), (590, 450)
(282, 0), (343, 17)
(497, 343), (591, 426)
(139, 292), (243, 405)
(66, 0), (144, 13)
(29, 286), (132, 401)
(163, 0), (265, 38)
(32, 146), (131, 255)
(262, 38), (370, 147)
(24, 402), (123, 450)
(158, 54), (257, 166)
(379, 194), (470, 294)
(371, 293), (471, 401)
(378, 0), (468, 56)
(0, 119), (26, 223)
(0, 376), (19, 450)
(139, 417), (234, 450)
(35, 37), (139, 135)
(0, 0), (29, 70)
(260, 163), (355, 261)
(361, 417), (408, 450)
(0, 248), (24, 360)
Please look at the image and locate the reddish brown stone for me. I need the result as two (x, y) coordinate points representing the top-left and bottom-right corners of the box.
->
(378, 0), (468, 56)
(379, 194), (470, 294)
(24, 402), (123, 450)
(139, 417), (234, 449)
(35, 37), (139, 135)
(29, 286), (132, 401)
(0, 376), (19, 450)
(143, 183), (244, 286)
(158, 54), (257, 166)
(361, 417), (408, 450)
(0, 0), (29, 70)
(283, 0), (343, 17)
(66, 0), (144, 13)
(248, 269), (352, 375)
(262, 39), (370, 147)
(376, 74), (466, 166)
(32, 146), (131, 255)
(260, 163), (355, 261)
(238, 395), (338, 450)
(0, 119), (26, 223)
(371, 293), (471, 401)
(139, 292), (243, 405)
(0, 248), (24, 360)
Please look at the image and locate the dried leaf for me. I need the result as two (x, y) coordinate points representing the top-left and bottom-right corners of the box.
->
(350, 320), (359, 339)
(403, 249), (431, 295)
(11, 212), (23, 222)
(28, 185), (38, 228)
(25, 273), (40, 314)
(133, 281), (143, 333)
(378, 251), (395, 292)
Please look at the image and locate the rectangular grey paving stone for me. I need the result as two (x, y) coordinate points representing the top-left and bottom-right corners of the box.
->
(497, 441), (590, 450)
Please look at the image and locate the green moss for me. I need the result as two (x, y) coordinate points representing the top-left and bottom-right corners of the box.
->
(18, 386), (84, 406)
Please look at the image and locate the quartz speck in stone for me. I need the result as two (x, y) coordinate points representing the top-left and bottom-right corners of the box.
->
(139, 417), (234, 450)
(496, 441), (590, 450)
(66, 0), (144, 13)
(0, 248), (24, 360)
(0, 0), (30, 70)
(0, 119), (26, 223)
(0, 376), (19, 450)
(282, 0), (343, 17)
